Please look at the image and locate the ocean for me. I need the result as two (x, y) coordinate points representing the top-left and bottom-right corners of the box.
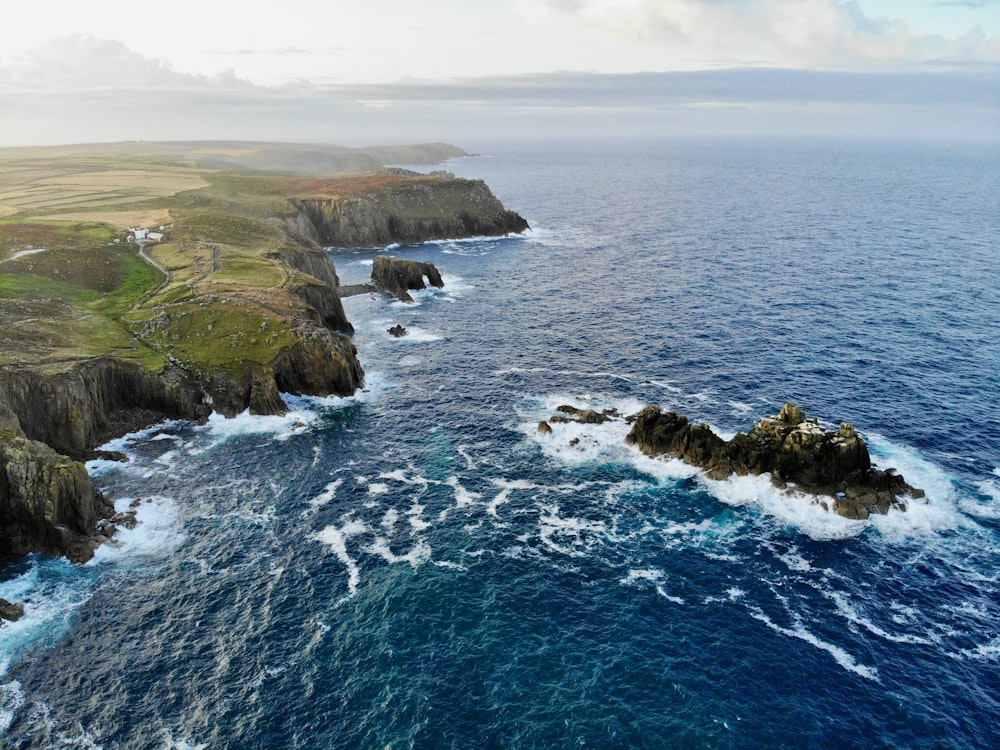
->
(1, 137), (998, 748)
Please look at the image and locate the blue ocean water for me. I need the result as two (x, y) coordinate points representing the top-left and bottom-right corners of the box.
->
(1, 138), (998, 749)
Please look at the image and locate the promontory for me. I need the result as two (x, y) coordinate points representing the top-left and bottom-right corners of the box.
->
(0, 140), (528, 561)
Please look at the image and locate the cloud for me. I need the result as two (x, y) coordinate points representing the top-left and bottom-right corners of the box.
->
(207, 47), (327, 57)
(516, 0), (1000, 67)
(0, 35), (254, 91)
(0, 36), (996, 146)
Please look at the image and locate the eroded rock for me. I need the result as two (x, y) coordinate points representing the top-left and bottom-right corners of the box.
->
(626, 402), (923, 519)
(372, 256), (445, 302)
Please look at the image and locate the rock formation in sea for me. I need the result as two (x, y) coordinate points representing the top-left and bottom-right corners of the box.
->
(371, 256), (445, 302)
(624, 402), (924, 519)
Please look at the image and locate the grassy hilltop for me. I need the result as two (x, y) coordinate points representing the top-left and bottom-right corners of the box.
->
(0, 141), (467, 377)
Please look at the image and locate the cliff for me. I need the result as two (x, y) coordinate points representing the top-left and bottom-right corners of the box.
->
(292, 172), (529, 247)
(0, 141), (528, 563)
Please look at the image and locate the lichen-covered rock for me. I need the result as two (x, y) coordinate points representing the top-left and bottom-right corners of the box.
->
(372, 256), (445, 302)
(625, 402), (923, 519)
(0, 431), (113, 562)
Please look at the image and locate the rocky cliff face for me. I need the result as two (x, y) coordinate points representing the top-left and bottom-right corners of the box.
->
(0, 431), (113, 562)
(267, 244), (354, 332)
(0, 240), (364, 561)
(625, 402), (924, 519)
(294, 177), (529, 248)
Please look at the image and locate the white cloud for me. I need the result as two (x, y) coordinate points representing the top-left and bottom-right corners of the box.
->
(515, 0), (1000, 68)
(0, 35), (254, 92)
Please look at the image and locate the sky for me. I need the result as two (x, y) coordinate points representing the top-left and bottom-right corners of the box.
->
(1, 0), (998, 146)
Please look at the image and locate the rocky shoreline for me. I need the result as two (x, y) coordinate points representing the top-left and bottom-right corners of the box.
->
(0, 163), (528, 564)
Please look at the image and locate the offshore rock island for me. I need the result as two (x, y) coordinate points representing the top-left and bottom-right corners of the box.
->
(541, 402), (924, 520)
(0, 140), (528, 561)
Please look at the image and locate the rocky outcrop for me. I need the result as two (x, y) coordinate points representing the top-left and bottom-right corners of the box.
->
(295, 176), (529, 248)
(0, 598), (24, 622)
(371, 256), (445, 302)
(625, 402), (924, 519)
(0, 430), (113, 562)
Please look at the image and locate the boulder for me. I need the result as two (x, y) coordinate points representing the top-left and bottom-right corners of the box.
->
(0, 598), (24, 622)
(387, 325), (408, 338)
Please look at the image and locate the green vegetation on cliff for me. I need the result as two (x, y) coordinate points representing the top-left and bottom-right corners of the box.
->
(0, 139), (525, 561)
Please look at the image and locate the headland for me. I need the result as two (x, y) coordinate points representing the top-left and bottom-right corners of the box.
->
(0, 140), (528, 561)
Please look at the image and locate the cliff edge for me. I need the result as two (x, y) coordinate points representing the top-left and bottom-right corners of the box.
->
(290, 170), (529, 247)
(0, 141), (528, 562)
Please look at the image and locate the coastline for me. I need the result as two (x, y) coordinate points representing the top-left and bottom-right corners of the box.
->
(0, 142), (528, 562)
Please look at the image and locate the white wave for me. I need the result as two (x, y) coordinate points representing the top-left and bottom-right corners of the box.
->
(387, 326), (442, 343)
(366, 537), (432, 568)
(523, 393), (964, 542)
(777, 550), (814, 573)
(966, 473), (1000, 519)
(381, 508), (400, 531)
(823, 589), (934, 645)
(746, 606), (879, 681)
(447, 476), (482, 508)
(863, 434), (968, 538)
(728, 401), (753, 414)
(953, 636), (1000, 662)
(434, 560), (467, 571)
(312, 516), (368, 602)
(456, 445), (477, 470)
(368, 483), (390, 496)
(621, 569), (684, 604)
(648, 379), (682, 394)
(0, 560), (93, 679)
(379, 469), (434, 486)
(306, 478), (343, 514)
(0, 679), (24, 734)
(705, 473), (863, 541)
(407, 502), (431, 531)
(89, 495), (185, 565)
(164, 736), (208, 750)
(486, 478), (537, 517)
(186, 408), (315, 454)
(398, 355), (424, 368)
(86, 420), (187, 476)
(538, 504), (608, 557)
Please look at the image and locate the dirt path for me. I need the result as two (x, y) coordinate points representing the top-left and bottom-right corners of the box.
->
(135, 241), (170, 307)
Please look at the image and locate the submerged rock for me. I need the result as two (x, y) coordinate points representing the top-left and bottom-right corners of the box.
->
(625, 402), (923, 519)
